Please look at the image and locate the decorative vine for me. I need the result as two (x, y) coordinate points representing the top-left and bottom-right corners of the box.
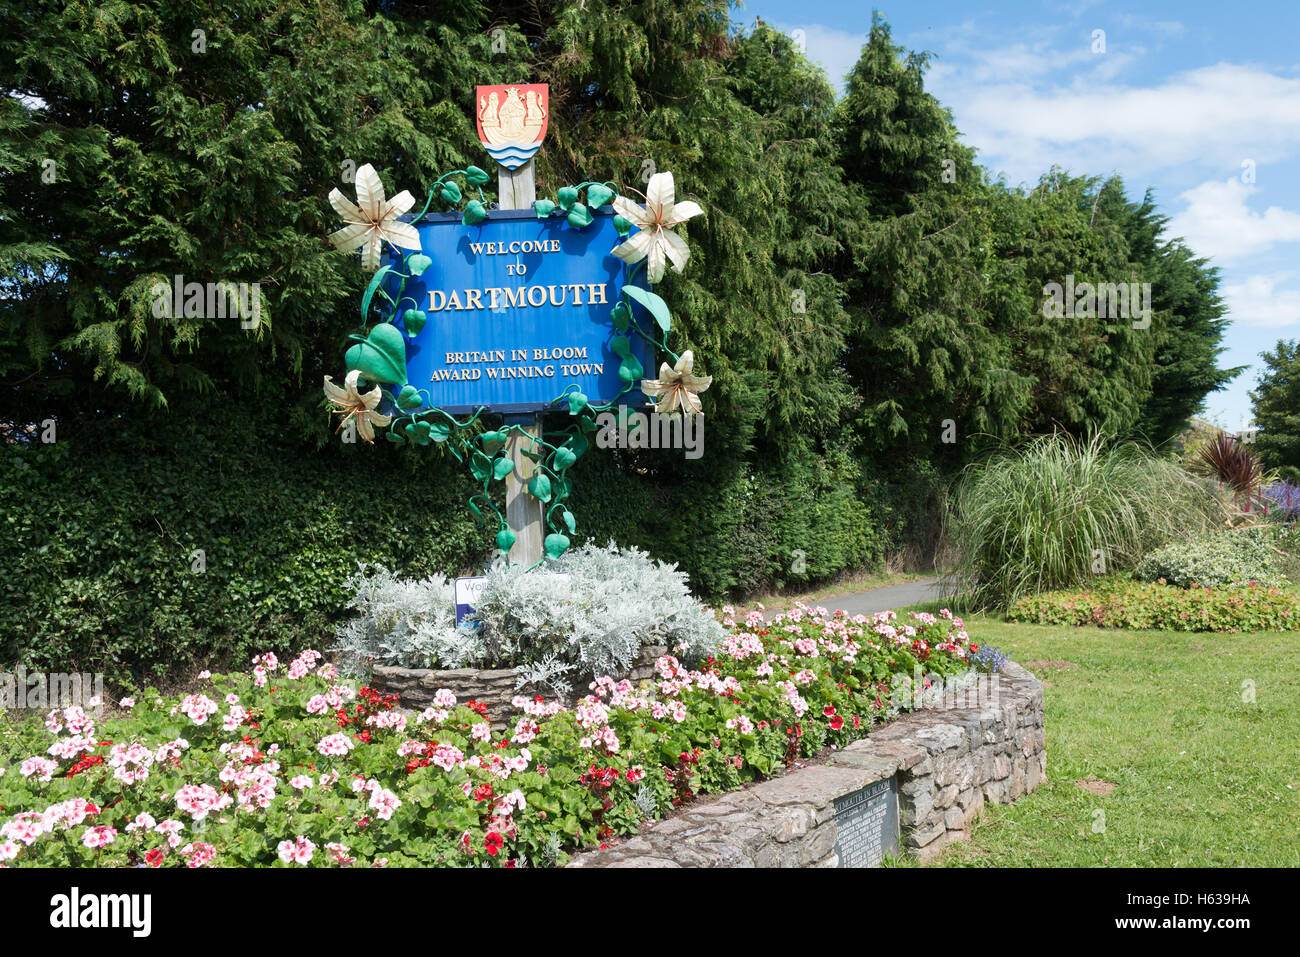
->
(324, 163), (709, 567)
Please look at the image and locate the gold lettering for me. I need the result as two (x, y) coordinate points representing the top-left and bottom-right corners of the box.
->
(429, 290), (447, 311)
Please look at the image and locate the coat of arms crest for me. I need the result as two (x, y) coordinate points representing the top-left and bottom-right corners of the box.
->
(475, 83), (548, 171)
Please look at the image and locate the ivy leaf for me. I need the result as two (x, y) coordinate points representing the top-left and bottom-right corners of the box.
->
(480, 430), (508, 454)
(562, 509), (577, 535)
(566, 202), (593, 228)
(586, 183), (614, 208)
(396, 385), (423, 410)
(496, 528), (517, 553)
(534, 199), (556, 218)
(544, 532), (571, 560)
(618, 355), (644, 383)
(462, 200), (488, 225)
(623, 284), (672, 333)
(610, 301), (631, 331)
(465, 166), (490, 185)
(556, 186), (579, 210)
(528, 473), (552, 503)
(439, 181), (462, 204)
(613, 214), (632, 237)
(429, 422), (452, 443)
(406, 254), (432, 276)
(552, 447), (577, 471)
(492, 456), (514, 481)
(566, 391), (588, 415)
(402, 309), (427, 337)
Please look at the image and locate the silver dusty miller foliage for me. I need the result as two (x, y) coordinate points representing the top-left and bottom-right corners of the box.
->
(332, 544), (724, 688)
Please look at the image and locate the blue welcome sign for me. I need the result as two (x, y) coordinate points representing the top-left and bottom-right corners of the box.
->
(386, 208), (652, 414)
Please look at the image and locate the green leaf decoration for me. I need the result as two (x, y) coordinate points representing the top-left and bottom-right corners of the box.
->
(613, 214), (632, 237)
(566, 391), (588, 414)
(562, 509), (577, 535)
(470, 450), (492, 481)
(403, 421), (433, 446)
(492, 456), (514, 481)
(552, 447), (577, 471)
(610, 301), (631, 331)
(496, 528), (517, 553)
(552, 475), (570, 500)
(465, 166), (490, 185)
(345, 322), (407, 384)
(385, 430), (405, 445)
(610, 335), (632, 358)
(480, 430), (507, 454)
(360, 266), (394, 322)
(586, 183), (614, 208)
(623, 284), (672, 333)
(468, 499), (484, 524)
(566, 202), (593, 228)
(406, 254), (432, 276)
(396, 385), (423, 410)
(439, 181), (462, 204)
(556, 186), (579, 210)
(544, 532), (571, 560)
(534, 199), (556, 218)
(528, 472), (553, 503)
(619, 354), (644, 383)
(429, 421), (452, 443)
(462, 200), (488, 225)
(570, 433), (590, 459)
(402, 308), (427, 337)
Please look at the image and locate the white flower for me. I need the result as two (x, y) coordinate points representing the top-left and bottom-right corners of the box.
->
(327, 164), (421, 271)
(611, 172), (703, 283)
(640, 350), (713, 415)
(322, 370), (392, 443)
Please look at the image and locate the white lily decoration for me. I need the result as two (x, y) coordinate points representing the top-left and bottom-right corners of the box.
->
(327, 163), (421, 271)
(611, 172), (703, 283)
(323, 370), (392, 443)
(640, 350), (713, 415)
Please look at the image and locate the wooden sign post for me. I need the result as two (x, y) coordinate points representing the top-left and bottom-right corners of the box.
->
(478, 84), (550, 566)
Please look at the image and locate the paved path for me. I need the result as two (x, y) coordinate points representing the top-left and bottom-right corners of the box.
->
(771, 578), (951, 619)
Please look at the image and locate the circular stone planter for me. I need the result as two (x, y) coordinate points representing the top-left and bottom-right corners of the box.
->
(371, 645), (667, 732)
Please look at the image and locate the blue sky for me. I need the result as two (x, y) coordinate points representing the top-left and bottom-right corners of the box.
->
(736, 0), (1300, 431)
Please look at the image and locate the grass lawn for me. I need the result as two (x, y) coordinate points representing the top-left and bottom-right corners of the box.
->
(921, 618), (1300, 867)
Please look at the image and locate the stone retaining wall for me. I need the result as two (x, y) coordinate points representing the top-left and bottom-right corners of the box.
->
(568, 660), (1045, 868)
(372, 645), (667, 732)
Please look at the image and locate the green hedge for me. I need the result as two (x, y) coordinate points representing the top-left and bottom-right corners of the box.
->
(1, 407), (888, 683)
(0, 408), (486, 684)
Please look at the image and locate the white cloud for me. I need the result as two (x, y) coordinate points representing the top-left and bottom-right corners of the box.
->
(775, 23), (864, 91)
(1222, 272), (1300, 329)
(930, 63), (1300, 185)
(1164, 178), (1300, 264)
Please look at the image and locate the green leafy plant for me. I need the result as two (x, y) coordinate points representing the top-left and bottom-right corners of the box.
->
(1008, 576), (1300, 633)
(1134, 527), (1287, 589)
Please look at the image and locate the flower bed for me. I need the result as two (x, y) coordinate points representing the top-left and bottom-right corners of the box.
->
(1007, 577), (1300, 632)
(0, 607), (974, 868)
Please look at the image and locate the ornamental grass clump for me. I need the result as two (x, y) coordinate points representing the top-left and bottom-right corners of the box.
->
(943, 432), (1224, 610)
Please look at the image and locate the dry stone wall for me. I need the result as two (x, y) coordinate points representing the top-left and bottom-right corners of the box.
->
(568, 660), (1046, 868)
(372, 645), (666, 733)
